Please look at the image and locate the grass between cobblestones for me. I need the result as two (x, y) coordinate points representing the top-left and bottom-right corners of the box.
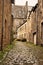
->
(25, 42), (43, 52)
(26, 42), (43, 48)
(0, 40), (15, 60)
(23, 41), (43, 59)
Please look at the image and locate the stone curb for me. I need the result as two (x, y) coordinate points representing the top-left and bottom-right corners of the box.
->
(0, 52), (9, 63)
(0, 43), (14, 63)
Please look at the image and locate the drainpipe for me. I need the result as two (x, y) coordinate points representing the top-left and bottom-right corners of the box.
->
(1, 0), (4, 51)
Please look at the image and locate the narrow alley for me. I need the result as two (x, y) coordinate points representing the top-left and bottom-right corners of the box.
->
(1, 41), (43, 65)
(0, 0), (43, 65)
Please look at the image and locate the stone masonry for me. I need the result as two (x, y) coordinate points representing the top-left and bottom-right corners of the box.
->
(0, 0), (12, 50)
(17, 0), (43, 45)
(0, 0), (3, 50)
(13, 1), (28, 39)
(37, 0), (43, 45)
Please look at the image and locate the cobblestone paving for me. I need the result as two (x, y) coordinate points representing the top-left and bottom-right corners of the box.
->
(1, 41), (43, 65)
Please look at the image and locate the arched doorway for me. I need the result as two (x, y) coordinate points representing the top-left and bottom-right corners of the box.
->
(33, 32), (36, 45)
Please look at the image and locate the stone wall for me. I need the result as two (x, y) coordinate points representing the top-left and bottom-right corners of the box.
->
(17, 4), (38, 45)
(13, 1), (32, 40)
(13, 19), (24, 39)
(37, 0), (43, 45)
(16, 0), (43, 45)
(0, 0), (12, 50)
(0, 0), (2, 50)
(13, 1), (28, 39)
(3, 0), (12, 47)
(27, 4), (38, 44)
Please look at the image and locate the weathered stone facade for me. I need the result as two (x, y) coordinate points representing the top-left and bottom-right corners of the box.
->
(17, 22), (27, 39)
(27, 0), (43, 45)
(13, 1), (28, 39)
(37, 0), (43, 45)
(17, 4), (38, 44)
(0, 0), (12, 50)
(27, 4), (38, 44)
(3, 0), (12, 47)
(17, 0), (43, 45)
(0, 0), (3, 50)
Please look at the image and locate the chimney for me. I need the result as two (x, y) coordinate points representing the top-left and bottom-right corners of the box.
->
(26, 1), (28, 6)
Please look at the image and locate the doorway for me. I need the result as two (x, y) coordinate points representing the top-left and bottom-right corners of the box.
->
(41, 23), (43, 40)
(33, 32), (36, 45)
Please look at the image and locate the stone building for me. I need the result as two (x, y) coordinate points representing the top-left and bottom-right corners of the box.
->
(17, 0), (43, 45)
(17, 4), (38, 45)
(17, 22), (27, 40)
(37, 0), (43, 45)
(27, 0), (43, 45)
(0, 0), (13, 50)
(17, 6), (32, 41)
(26, 4), (38, 44)
(13, 1), (28, 39)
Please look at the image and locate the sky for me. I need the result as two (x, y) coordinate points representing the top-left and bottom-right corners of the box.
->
(15, 0), (38, 6)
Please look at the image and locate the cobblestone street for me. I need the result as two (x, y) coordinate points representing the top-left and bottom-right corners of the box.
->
(0, 0), (43, 65)
(1, 41), (43, 65)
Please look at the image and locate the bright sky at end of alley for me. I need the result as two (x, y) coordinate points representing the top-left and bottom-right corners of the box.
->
(15, 0), (38, 6)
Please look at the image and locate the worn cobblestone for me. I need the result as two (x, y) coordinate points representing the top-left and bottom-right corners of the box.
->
(1, 41), (43, 65)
